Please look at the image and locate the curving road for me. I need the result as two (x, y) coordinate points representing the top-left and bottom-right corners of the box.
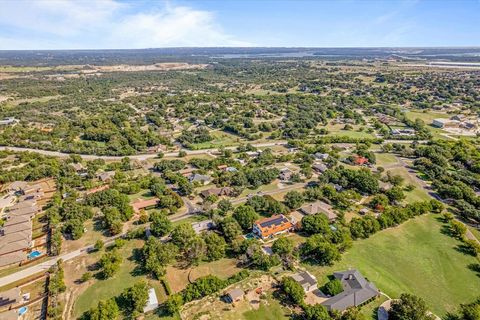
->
(0, 141), (288, 160)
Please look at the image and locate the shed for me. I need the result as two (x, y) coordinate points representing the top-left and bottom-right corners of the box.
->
(225, 288), (244, 303)
(143, 288), (159, 313)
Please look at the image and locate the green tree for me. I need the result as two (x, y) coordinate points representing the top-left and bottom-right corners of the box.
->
(165, 293), (184, 315)
(284, 190), (305, 209)
(149, 210), (172, 237)
(281, 276), (305, 305)
(86, 299), (119, 320)
(120, 281), (149, 316)
(389, 293), (434, 320)
(272, 237), (294, 257)
(171, 223), (197, 250)
(302, 214), (331, 235)
(323, 279), (343, 296)
(304, 303), (331, 320)
(203, 232), (226, 261)
(99, 249), (122, 279)
(233, 205), (259, 231)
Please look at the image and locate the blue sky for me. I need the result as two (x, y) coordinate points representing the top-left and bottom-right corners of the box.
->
(0, 0), (479, 49)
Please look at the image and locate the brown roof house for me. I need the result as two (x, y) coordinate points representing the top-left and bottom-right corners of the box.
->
(321, 270), (379, 312)
(200, 187), (233, 198)
(299, 201), (337, 221)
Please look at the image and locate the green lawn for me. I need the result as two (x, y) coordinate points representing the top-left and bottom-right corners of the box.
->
(303, 214), (480, 316)
(243, 297), (290, 320)
(74, 239), (167, 318)
(385, 167), (431, 202)
(190, 131), (244, 149)
(375, 153), (399, 166)
(405, 110), (450, 123)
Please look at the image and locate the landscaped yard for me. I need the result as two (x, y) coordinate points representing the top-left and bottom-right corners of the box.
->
(303, 214), (480, 316)
(324, 123), (375, 139)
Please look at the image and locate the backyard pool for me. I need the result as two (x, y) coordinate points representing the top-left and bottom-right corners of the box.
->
(27, 251), (42, 259)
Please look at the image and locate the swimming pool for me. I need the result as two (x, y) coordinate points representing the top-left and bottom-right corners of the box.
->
(18, 306), (28, 316)
(27, 251), (41, 259)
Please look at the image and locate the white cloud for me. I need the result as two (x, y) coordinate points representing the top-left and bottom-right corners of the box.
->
(0, 0), (249, 49)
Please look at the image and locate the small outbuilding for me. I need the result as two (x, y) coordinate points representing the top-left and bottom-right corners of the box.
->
(225, 288), (244, 303)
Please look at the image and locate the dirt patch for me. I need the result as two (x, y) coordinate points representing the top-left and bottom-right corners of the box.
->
(91, 63), (208, 73)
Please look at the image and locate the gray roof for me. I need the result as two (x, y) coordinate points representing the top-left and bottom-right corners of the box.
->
(189, 173), (211, 182)
(291, 271), (317, 287)
(321, 269), (379, 312)
(299, 201), (337, 220)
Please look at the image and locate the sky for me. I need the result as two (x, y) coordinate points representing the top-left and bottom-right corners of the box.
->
(0, 0), (479, 50)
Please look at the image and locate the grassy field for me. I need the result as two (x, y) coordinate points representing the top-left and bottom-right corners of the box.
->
(190, 131), (244, 149)
(303, 214), (480, 316)
(385, 166), (431, 202)
(73, 239), (168, 318)
(165, 258), (240, 293)
(375, 153), (399, 167)
(405, 110), (450, 123)
(242, 296), (290, 320)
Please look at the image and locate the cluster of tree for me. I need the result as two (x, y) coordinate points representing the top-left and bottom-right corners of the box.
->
(164, 271), (249, 315)
(82, 280), (149, 320)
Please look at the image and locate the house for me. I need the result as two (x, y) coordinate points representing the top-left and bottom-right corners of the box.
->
(253, 214), (294, 239)
(314, 153), (329, 161)
(299, 201), (337, 221)
(132, 198), (160, 213)
(225, 288), (244, 303)
(291, 271), (318, 293)
(97, 171), (115, 182)
(0, 251), (26, 267)
(321, 270), (380, 312)
(0, 117), (19, 126)
(312, 163), (328, 173)
(432, 118), (459, 128)
(85, 185), (110, 195)
(6, 181), (28, 193)
(189, 173), (211, 185)
(70, 162), (86, 173)
(143, 288), (159, 313)
(451, 114), (466, 121)
(279, 168), (293, 181)
(192, 220), (215, 234)
(200, 187), (233, 198)
(0, 287), (21, 307)
(353, 156), (369, 166)
(225, 166), (238, 172)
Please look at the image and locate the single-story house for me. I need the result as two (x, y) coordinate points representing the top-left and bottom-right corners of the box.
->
(354, 156), (369, 166)
(200, 187), (233, 198)
(291, 271), (318, 293)
(432, 118), (459, 128)
(6, 181), (28, 193)
(253, 214), (294, 239)
(85, 185), (110, 195)
(225, 288), (244, 303)
(97, 171), (116, 182)
(314, 153), (329, 161)
(312, 163), (328, 173)
(299, 201), (337, 221)
(132, 198), (160, 213)
(321, 270), (380, 312)
(189, 173), (212, 185)
(192, 220), (215, 234)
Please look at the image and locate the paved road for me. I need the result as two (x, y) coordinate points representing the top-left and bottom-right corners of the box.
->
(0, 141), (288, 161)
